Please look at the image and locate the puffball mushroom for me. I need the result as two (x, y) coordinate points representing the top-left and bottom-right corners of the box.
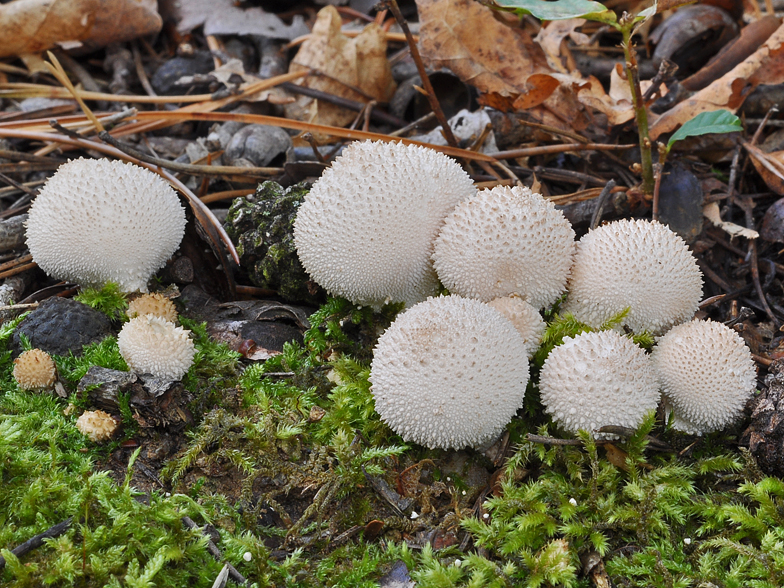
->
(75, 410), (118, 442)
(651, 319), (757, 434)
(540, 330), (660, 438)
(432, 185), (575, 309)
(487, 296), (545, 359)
(370, 295), (530, 450)
(118, 315), (195, 380)
(127, 293), (178, 322)
(294, 141), (475, 309)
(562, 219), (702, 334)
(26, 158), (187, 293)
(13, 348), (56, 390)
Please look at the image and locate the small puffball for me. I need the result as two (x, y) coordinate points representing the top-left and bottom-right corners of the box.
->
(540, 330), (660, 438)
(13, 348), (56, 390)
(118, 315), (195, 380)
(562, 219), (702, 334)
(76, 410), (118, 442)
(26, 158), (186, 292)
(127, 293), (178, 322)
(370, 295), (530, 450)
(433, 185), (575, 308)
(294, 141), (475, 309)
(487, 296), (545, 359)
(651, 319), (757, 434)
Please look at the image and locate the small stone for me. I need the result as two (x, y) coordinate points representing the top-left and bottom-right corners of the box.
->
(13, 297), (112, 357)
(224, 125), (292, 167)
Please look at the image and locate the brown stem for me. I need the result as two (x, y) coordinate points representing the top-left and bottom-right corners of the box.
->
(651, 143), (667, 221)
(621, 26), (654, 195)
(383, 0), (458, 147)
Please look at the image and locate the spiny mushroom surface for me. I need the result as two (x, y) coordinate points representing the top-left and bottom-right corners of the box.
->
(433, 185), (575, 308)
(540, 330), (660, 437)
(127, 292), (178, 322)
(26, 158), (187, 293)
(13, 348), (56, 390)
(75, 409), (118, 442)
(562, 219), (702, 334)
(370, 295), (530, 450)
(294, 141), (475, 309)
(487, 296), (545, 359)
(118, 315), (195, 380)
(651, 319), (757, 434)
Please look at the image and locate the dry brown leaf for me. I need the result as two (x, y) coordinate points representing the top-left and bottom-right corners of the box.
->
(703, 201), (760, 239)
(417, 0), (555, 107)
(0, 0), (161, 58)
(285, 6), (396, 129)
(535, 19), (590, 74)
(416, 0), (635, 131)
(650, 21), (784, 140)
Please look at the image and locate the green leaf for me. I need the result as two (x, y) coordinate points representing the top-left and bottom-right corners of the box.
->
(494, 0), (618, 25)
(666, 109), (742, 151)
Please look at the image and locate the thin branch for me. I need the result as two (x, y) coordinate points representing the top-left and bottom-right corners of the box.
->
(98, 132), (280, 178)
(0, 517), (73, 569)
(382, 0), (458, 147)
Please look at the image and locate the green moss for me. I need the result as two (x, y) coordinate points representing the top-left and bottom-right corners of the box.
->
(73, 283), (128, 321)
(1, 295), (784, 588)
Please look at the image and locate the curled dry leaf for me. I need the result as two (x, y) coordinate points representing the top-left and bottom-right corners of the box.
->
(285, 6), (396, 129)
(745, 141), (784, 196)
(0, 0), (161, 58)
(535, 18), (591, 74)
(682, 14), (781, 92)
(650, 21), (784, 140)
(649, 5), (738, 76)
(703, 201), (759, 239)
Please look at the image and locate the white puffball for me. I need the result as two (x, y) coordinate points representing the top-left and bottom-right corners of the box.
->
(26, 158), (186, 292)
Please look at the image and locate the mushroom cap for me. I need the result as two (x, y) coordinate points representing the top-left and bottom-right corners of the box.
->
(487, 296), (545, 359)
(13, 348), (56, 390)
(540, 330), (660, 437)
(293, 141), (475, 309)
(432, 185), (575, 308)
(127, 293), (178, 322)
(118, 315), (195, 380)
(75, 409), (118, 442)
(26, 158), (187, 293)
(370, 295), (530, 449)
(562, 219), (702, 334)
(651, 319), (757, 434)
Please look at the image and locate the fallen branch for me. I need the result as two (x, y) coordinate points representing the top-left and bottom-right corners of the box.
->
(0, 517), (73, 569)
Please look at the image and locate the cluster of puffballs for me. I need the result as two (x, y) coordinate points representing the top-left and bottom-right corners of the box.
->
(21, 159), (199, 440)
(294, 140), (758, 450)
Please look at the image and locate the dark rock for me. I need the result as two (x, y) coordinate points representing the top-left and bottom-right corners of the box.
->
(179, 284), (310, 359)
(761, 197), (784, 243)
(13, 297), (113, 357)
(78, 366), (193, 430)
(151, 51), (215, 95)
(224, 124), (292, 167)
(225, 181), (324, 304)
(657, 164), (704, 243)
